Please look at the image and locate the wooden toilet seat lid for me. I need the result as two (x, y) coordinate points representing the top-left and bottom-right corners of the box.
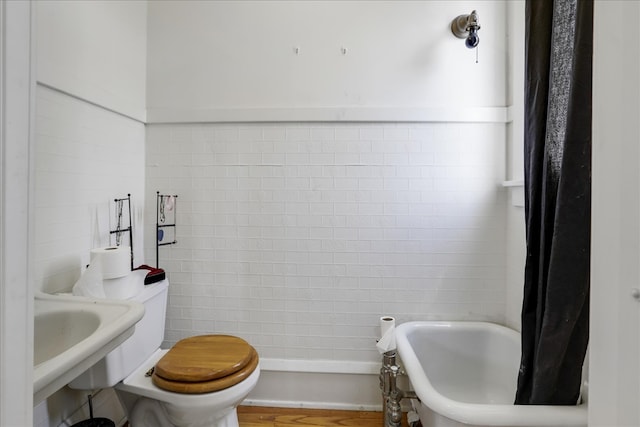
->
(154, 335), (255, 383)
(152, 347), (258, 394)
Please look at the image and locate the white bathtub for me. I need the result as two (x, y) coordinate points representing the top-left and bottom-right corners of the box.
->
(394, 321), (587, 427)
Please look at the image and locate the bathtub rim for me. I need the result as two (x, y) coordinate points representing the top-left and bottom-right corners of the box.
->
(394, 321), (587, 427)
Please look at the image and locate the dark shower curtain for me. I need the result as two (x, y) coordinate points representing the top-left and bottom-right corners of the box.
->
(515, 0), (592, 405)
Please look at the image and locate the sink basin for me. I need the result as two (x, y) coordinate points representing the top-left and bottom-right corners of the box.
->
(33, 292), (144, 404)
(34, 310), (101, 365)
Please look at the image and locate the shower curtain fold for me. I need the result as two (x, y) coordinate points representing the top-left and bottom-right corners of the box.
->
(515, 0), (592, 406)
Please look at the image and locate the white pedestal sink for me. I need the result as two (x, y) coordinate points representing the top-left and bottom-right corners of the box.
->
(33, 292), (144, 404)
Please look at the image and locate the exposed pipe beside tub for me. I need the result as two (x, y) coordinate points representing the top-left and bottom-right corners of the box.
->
(379, 350), (417, 427)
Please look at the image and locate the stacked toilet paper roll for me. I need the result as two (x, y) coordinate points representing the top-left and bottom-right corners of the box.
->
(90, 246), (131, 279)
(73, 246), (142, 299)
(101, 269), (147, 299)
(376, 316), (396, 354)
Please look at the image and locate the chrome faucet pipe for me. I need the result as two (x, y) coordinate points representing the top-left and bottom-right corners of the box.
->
(379, 350), (416, 427)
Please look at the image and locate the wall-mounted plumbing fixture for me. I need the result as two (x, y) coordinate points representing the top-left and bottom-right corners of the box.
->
(379, 350), (417, 427)
(451, 10), (481, 49)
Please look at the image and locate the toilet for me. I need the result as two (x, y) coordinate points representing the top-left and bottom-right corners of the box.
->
(69, 279), (260, 427)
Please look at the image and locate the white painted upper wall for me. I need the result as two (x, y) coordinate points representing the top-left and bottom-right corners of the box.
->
(36, 0), (147, 122)
(146, 0), (507, 122)
(34, 0), (508, 123)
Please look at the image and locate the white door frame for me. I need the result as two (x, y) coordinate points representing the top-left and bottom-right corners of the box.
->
(0, 0), (34, 425)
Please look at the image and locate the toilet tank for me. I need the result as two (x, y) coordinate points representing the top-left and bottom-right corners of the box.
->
(68, 279), (169, 390)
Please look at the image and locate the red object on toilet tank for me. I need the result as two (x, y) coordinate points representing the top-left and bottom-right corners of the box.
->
(134, 264), (166, 285)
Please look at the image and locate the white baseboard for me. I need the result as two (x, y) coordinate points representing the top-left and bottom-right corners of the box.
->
(259, 357), (381, 375)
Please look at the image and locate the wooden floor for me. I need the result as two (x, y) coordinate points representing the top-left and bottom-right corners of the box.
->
(237, 406), (410, 427)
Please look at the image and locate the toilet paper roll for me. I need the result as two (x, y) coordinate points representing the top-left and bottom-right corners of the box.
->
(102, 270), (147, 299)
(376, 316), (396, 354)
(90, 246), (131, 279)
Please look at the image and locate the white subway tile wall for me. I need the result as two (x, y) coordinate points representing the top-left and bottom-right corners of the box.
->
(34, 86), (146, 294)
(146, 123), (507, 363)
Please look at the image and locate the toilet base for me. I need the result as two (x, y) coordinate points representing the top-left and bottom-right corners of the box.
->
(127, 396), (240, 427)
(115, 349), (259, 427)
